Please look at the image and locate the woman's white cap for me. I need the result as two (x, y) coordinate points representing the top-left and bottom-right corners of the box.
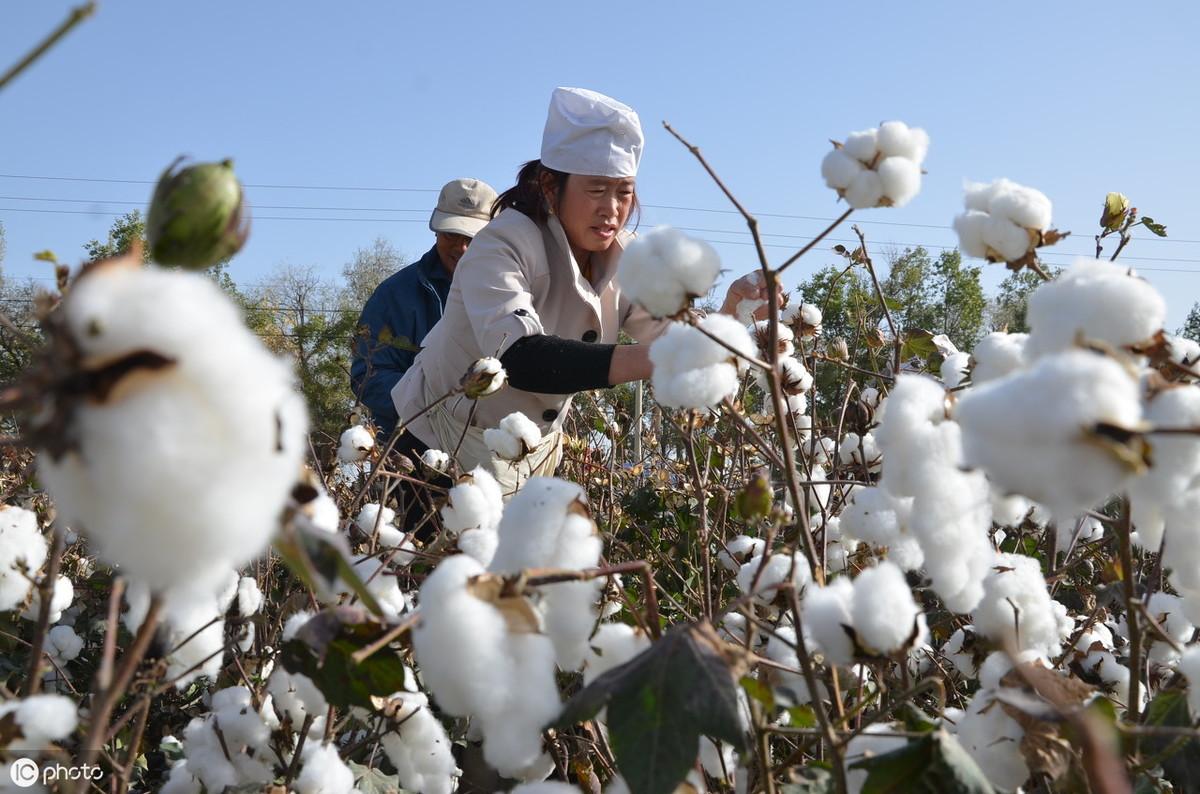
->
(540, 87), (644, 178)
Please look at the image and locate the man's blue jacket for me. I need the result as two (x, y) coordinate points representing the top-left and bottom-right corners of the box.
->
(350, 246), (451, 436)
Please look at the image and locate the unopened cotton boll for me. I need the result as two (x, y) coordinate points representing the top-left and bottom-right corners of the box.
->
(971, 332), (1027, 384)
(803, 576), (856, 666)
(0, 505), (47, 611)
(956, 350), (1144, 520)
(851, 562), (921, 654)
(337, 425), (374, 463)
(1025, 258), (1166, 359)
(650, 313), (757, 410)
(617, 226), (722, 317)
(36, 264), (308, 595)
(974, 553), (1071, 655)
(484, 412), (543, 461)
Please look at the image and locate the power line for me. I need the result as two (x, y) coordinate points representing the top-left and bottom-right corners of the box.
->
(0, 173), (437, 193)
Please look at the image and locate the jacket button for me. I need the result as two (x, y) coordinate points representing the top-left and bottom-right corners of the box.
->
(582, 329), (598, 343)
(542, 409), (558, 422)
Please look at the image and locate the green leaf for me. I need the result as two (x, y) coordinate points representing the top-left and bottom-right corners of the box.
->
(280, 606), (411, 710)
(788, 704), (818, 729)
(555, 620), (749, 794)
(899, 329), (938, 360)
(33, 250), (59, 264)
(348, 761), (410, 793)
(897, 703), (940, 734)
(1143, 689), (1200, 789)
(741, 675), (775, 712)
(1141, 217), (1168, 237)
(852, 730), (995, 794)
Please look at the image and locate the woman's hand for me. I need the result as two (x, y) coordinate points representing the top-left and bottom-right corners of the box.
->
(719, 271), (784, 321)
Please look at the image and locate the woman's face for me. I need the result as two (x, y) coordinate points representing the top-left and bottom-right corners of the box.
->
(548, 174), (636, 259)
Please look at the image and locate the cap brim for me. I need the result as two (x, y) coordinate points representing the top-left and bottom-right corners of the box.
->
(429, 210), (489, 238)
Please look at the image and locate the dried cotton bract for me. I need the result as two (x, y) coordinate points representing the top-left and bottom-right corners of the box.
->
(461, 356), (507, 399)
(617, 226), (721, 317)
(953, 178), (1054, 263)
(650, 314), (756, 409)
(821, 121), (929, 209)
(36, 262), (308, 594)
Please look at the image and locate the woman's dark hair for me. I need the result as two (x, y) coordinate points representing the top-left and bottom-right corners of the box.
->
(491, 159), (641, 229)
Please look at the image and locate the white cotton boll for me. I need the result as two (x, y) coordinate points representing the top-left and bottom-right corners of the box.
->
(267, 669), (327, 725)
(237, 576), (263, 617)
(618, 227), (722, 317)
(851, 562), (920, 654)
(821, 148), (865, 191)
(974, 553), (1069, 655)
(349, 556), (408, 618)
(941, 627), (979, 679)
(908, 467), (994, 614)
(480, 633), (561, 778)
(20, 574), (73, 623)
(952, 210), (991, 260)
(844, 723), (909, 794)
(650, 314), (756, 410)
(719, 535), (766, 572)
(1145, 591), (1194, 664)
(458, 528), (499, 566)
(876, 121), (929, 164)
(442, 466), (504, 536)
(842, 129), (880, 165)
(941, 351), (972, 389)
(957, 687), (1029, 791)
(584, 623), (651, 685)
(490, 477), (588, 573)
(872, 374), (953, 495)
(1026, 258), (1166, 359)
(737, 552), (810, 601)
(991, 491), (1032, 528)
(165, 599), (226, 687)
(298, 486), (341, 534)
(181, 717), (239, 792)
(981, 215), (1034, 262)
(1167, 334), (1200, 369)
(283, 609), (315, 642)
(1179, 647), (1200, 718)
(353, 503), (396, 537)
(0, 505), (47, 611)
(971, 332), (1027, 384)
(839, 486), (911, 547)
(956, 350), (1143, 520)
(765, 627), (821, 705)
(877, 156), (922, 207)
(0, 693), (77, 752)
(295, 741), (354, 794)
(806, 436), (839, 466)
(539, 513), (604, 670)
(823, 516), (859, 574)
(420, 448), (451, 472)
(1129, 386), (1200, 554)
(700, 736), (736, 782)
(212, 686), (271, 750)
(782, 301), (823, 337)
(380, 694), (460, 794)
(37, 266), (308, 595)
(46, 624), (83, 666)
(485, 412), (543, 461)
(751, 320), (795, 357)
(160, 760), (202, 794)
(988, 181), (1053, 231)
(803, 577), (856, 666)
(337, 425), (374, 463)
(756, 356), (813, 397)
(844, 169), (885, 209)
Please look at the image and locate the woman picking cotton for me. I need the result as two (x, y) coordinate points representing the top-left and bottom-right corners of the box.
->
(390, 87), (771, 497)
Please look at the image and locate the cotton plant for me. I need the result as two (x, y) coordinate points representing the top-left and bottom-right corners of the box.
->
(617, 226), (722, 318)
(650, 313), (757, 410)
(952, 177), (1057, 264)
(336, 424), (374, 463)
(821, 121), (929, 209)
(484, 411), (543, 461)
(440, 465), (505, 565)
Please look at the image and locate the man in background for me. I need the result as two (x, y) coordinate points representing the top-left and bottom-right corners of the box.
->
(351, 177), (497, 436)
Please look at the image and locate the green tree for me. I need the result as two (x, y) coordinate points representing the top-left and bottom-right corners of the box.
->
(340, 237), (405, 309)
(1180, 302), (1200, 342)
(83, 210), (150, 262)
(793, 263), (879, 414)
(880, 247), (986, 349)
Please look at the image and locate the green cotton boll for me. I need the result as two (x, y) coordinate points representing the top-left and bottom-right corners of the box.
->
(147, 157), (249, 269)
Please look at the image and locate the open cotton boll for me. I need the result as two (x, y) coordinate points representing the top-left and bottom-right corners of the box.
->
(618, 226), (722, 318)
(1025, 258), (1166, 359)
(718, 535), (766, 572)
(37, 264), (308, 596)
(354, 503), (396, 537)
(295, 741), (354, 794)
(956, 350), (1143, 520)
(348, 556), (408, 618)
(876, 121), (929, 164)
(821, 148), (864, 191)
(1166, 334), (1200, 370)
(267, 667), (327, 725)
(982, 215), (1034, 262)
(0, 505), (47, 611)
(964, 178), (1052, 230)
(765, 626), (822, 705)
(1144, 591), (1194, 664)
(843, 129), (880, 164)
(822, 515), (860, 574)
(584, 623), (652, 685)
(478, 630), (562, 778)
(838, 486), (913, 548)
(420, 448), (451, 473)
(485, 412), (543, 461)
(871, 374), (953, 496)
(737, 552), (810, 601)
(20, 574), (73, 623)
(839, 432), (881, 471)
(336, 425), (373, 463)
(975, 553), (1071, 655)
(441, 467), (504, 536)
(457, 528), (499, 566)
(236, 576), (263, 617)
(877, 157), (922, 207)
(751, 320), (795, 357)
(46, 624), (84, 667)
(782, 301), (823, 337)
(957, 683), (1029, 791)
(0, 693), (77, 752)
(941, 351), (972, 389)
(380, 693), (460, 794)
(971, 332), (1027, 384)
(803, 577), (856, 666)
(952, 211), (990, 260)
(844, 170), (885, 209)
(650, 314), (756, 410)
(851, 562), (921, 654)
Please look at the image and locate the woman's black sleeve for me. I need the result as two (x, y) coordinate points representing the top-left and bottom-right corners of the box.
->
(499, 334), (616, 394)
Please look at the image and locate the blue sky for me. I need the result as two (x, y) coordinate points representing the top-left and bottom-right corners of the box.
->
(3, 1), (1199, 327)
